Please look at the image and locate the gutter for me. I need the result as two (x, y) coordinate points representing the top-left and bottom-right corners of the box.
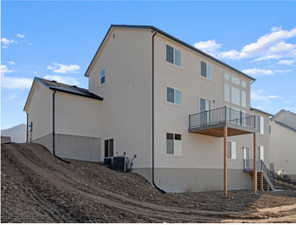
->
(151, 31), (166, 194)
(52, 90), (70, 163)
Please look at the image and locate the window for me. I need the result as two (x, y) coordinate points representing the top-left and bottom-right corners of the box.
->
(224, 72), (230, 80)
(29, 122), (33, 132)
(241, 90), (247, 107)
(200, 98), (210, 112)
(200, 61), (213, 80)
(104, 138), (114, 157)
(243, 147), (250, 160)
(224, 83), (230, 102)
(231, 76), (240, 85)
(243, 147), (250, 168)
(259, 145), (264, 160)
(99, 69), (106, 84)
(166, 45), (181, 66)
(231, 86), (241, 105)
(166, 87), (182, 104)
(260, 116), (264, 135)
(229, 141), (237, 160)
(166, 133), (182, 155)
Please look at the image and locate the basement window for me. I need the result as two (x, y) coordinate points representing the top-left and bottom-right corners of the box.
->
(166, 133), (182, 156)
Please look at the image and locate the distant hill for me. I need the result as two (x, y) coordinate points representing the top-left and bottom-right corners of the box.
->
(1, 124), (26, 143)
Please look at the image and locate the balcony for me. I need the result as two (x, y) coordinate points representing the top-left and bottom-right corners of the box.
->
(189, 106), (258, 137)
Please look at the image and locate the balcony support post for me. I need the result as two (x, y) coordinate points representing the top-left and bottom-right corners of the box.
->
(253, 132), (257, 193)
(223, 125), (228, 197)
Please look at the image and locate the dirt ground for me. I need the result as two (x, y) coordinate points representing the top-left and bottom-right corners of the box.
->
(1, 143), (296, 223)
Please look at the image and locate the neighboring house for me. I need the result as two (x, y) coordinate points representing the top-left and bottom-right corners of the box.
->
(1, 124), (26, 143)
(270, 110), (296, 181)
(24, 25), (273, 194)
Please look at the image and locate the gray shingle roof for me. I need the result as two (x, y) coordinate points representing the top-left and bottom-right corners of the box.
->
(35, 77), (103, 100)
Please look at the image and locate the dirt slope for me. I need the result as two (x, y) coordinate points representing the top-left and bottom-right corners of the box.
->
(1, 143), (296, 222)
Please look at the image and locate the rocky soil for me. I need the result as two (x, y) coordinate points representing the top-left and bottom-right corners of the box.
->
(1, 143), (296, 222)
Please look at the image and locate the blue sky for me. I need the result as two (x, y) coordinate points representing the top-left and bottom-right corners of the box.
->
(1, 1), (296, 129)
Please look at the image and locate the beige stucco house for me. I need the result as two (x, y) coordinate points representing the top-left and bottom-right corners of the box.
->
(24, 25), (275, 194)
(270, 110), (296, 181)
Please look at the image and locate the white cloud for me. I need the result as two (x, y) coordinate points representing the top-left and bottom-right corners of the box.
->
(218, 27), (296, 60)
(7, 61), (16, 65)
(0, 74), (32, 89)
(278, 59), (295, 65)
(16, 33), (25, 38)
(1, 38), (16, 47)
(251, 89), (279, 102)
(194, 40), (222, 56)
(0, 64), (13, 74)
(43, 75), (80, 86)
(242, 68), (274, 76)
(47, 63), (80, 74)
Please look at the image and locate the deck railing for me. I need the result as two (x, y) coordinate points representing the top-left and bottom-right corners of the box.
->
(189, 106), (258, 132)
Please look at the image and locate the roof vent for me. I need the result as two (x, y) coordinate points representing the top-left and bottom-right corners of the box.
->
(72, 85), (78, 88)
(51, 80), (57, 83)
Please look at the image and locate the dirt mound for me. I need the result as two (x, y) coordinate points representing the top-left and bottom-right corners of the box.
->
(1, 143), (296, 222)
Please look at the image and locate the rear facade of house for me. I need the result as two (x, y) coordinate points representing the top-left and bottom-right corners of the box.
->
(25, 25), (272, 193)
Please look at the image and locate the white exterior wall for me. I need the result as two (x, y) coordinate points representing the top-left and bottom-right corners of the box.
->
(55, 91), (102, 138)
(88, 28), (153, 167)
(26, 82), (53, 140)
(153, 34), (257, 170)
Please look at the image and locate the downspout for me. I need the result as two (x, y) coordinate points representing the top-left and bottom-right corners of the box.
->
(152, 31), (166, 193)
(52, 90), (70, 163)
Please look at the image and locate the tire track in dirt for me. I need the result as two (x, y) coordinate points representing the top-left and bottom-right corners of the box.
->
(21, 144), (296, 220)
(3, 143), (296, 222)
(7, 144), (221, 222)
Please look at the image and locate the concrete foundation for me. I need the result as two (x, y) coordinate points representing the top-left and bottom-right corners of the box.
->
(34, 133), (101, 162)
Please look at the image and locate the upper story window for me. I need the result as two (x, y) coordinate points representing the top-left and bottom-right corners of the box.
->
(224, 73), (230, 81)
(166, 45), (181, 66)
(167, 87), (182, 104)
(231, 76), (240, 86)
(231, 86), (241, 105)
(99, 69), (106, 84)
(200, 61), (213, 80)
(224, 72), (248, 108)
(241, 90), (247, 107)
(224, 83), (230, 102)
